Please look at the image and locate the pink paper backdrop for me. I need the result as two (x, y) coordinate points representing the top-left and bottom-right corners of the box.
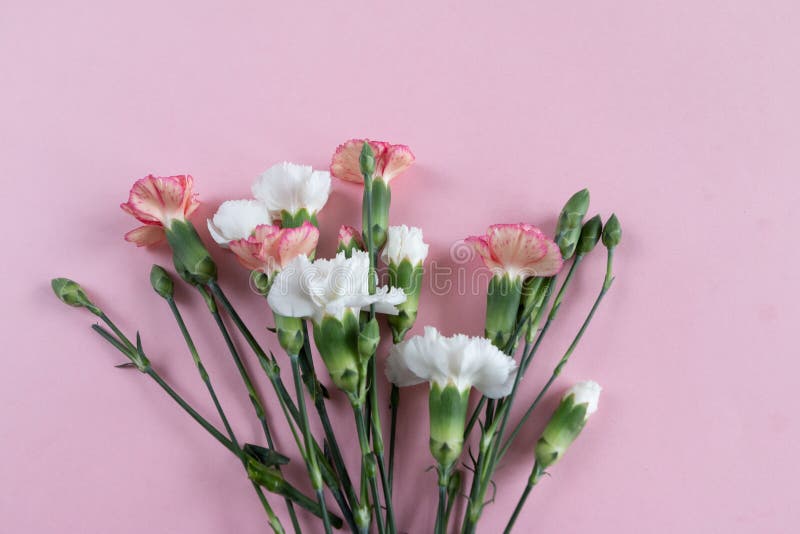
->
(2, 1), (798, 532)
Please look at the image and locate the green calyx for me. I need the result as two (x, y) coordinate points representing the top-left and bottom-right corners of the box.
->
(429, 383), (470, 468)
(387, 259), (424, 342)
(51, 278), (101, 315)
(602, 213), (622, 249)
(363, 176), (391, 249)
(554, 189), (590, 260)
(279, 208), (318, 229)
(576, 214), (603, 256)
(312, 310), (362, 396)
(149, 265), (174, 299)
(337, 237), (364, 258)
(534, 393), (589, 469)
(165, 219), (217, 285)
(274, 313), (304, 356)
(250, 271), (272, 295)
(485, 274), (523, 349)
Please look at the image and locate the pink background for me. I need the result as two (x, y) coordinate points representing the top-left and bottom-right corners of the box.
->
(2, 1), (798, 532)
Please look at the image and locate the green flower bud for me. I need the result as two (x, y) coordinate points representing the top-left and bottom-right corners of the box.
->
(149, 265), (174, 299)
(363, 176), (391, 249)
(337, 226), (365, 258)
(250, 271), (271, 295)
(535, 381), (601, 470)
(554, 189), (590, 260)
(359, 141), (376, 177)
(387, 259), (424, 342)
(602, 213), (622, 249)
(274, 313), (304, 356)
(312, 310), (362, 396)
(576, 214), (603, 256)
(246, 458), (287, 493)
(164, 219), (217, 285)
(51, 278), (101, 315)
(429, 383), (470, 468)
(485, 274), (523, 349)
(358, 317), (380, 362)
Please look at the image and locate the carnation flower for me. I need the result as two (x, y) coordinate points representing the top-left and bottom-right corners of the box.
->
(386, 326), (517, 397)
(252, 162), (331, 222)
(381, 225), (429, 267)
(267, 250), (406, 324)
(465, 223), (563, 280)
(336, 225), (365, 257)
(120, 174), (200, 246)
(207, 199), (272, 247)
(330, 139), (414, 184)
(228, 222), (319, 275)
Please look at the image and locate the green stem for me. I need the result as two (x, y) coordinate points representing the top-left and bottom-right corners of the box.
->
(353, 403), (385, 534)
(434, 466), (451, 534)
(498, 251), (615, 460)
(388, 384), (399, 492)
(503, 462), (542, 534)
(166, 298), (291, 532)
(203, 290), (299, 532)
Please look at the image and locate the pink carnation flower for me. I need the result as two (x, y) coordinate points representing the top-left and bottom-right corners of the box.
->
(465, 223), (563, 279)
(330, 139), (415, 184)
(337, 225), (364, 249)
(229, 222), (319, 274)
(120, 174), (200, 246)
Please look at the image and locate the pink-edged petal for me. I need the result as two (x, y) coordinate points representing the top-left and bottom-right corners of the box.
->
(338, 225), (364, 248)
(486, 224), (548, 275)
(120, 174), (198, 226)
(228, 237), (265, 271)
(330, 140), (367, 183)
(277, 222), (319, 268)
(124, 225), (166, 247)
(531, 240), (563, 277)
(380, 144), (415, 182)
(465, 235), (502, 272)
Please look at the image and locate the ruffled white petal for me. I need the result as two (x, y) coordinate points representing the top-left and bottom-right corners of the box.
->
(386, 326), (517, 398)
(564, 380), (602, 418)
(267, 250), (406, 323)
(252, 162), (331, 218)
(382, 225), (429, 266)
(207, 199), (271, 246)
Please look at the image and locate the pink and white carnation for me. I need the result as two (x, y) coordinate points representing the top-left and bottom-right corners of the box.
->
(465, 223), (563, 279)
(337, 225), (364, 249)
(330, 139), (415, 184)
(120, 174), (199, 246)
(228, 222), (319, 275)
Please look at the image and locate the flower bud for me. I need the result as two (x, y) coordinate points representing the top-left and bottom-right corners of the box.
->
(359, 141), (376, 177)
(554, 189), (590, 260)
(485, 274), (523, 349)
(602, 213), (622, 249)
(428, 383), (470, 468)
(274, 313), (304, 356)
(149, 265), (174, 299)
(535, 381), (601, 470)
(337, 225), (365, 258)
(358, 317), (381, 362)
(51, 278), (101, 315)
(164, 219), (218, 285)
(576, 214), (603, 256)
(363, 176), (391, 249)
(312, 310), (362, 396)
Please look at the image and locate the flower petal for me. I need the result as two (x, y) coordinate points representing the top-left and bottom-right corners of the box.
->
(252, 162), (331, 218)
(330, 140), (367, 183)
(124, 225), (166, 247)
(121, 174), (197, 226)
(277, 222), (319, 268)
(207, 199), (271, 246)
(380, 143), (415, 183)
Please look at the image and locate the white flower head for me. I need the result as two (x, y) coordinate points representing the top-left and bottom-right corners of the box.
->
(386, 326), (517, 398)
(252, 162), (331, 219)
(207, 199), (272, 247)
(381, 225), (429, 266)
(267, 250), (406, 324)
(564, 380), (602, 418)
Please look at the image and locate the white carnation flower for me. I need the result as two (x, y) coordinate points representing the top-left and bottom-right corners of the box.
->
(267, 250), (406, 324)
(252, 162), (331, 219)
(386, 326), (517, 398)
(381, 225), (429, 266)
(565, 380), (602, 418)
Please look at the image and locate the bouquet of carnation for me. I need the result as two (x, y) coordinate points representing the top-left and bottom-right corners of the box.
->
(53, 139), (621, 533)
